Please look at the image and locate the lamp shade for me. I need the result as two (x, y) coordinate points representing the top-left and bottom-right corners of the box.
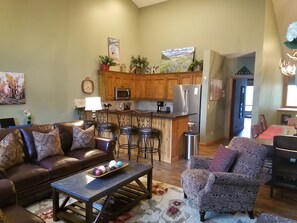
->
(85, 97), (103, 111)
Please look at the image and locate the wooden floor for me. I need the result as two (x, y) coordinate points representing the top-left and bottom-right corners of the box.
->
(119, 138), (297, 221)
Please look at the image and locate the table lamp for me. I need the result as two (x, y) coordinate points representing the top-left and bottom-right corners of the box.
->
(85, 97), (103, 123)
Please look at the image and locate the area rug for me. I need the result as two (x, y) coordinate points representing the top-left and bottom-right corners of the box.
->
(26, 179), (258, 223)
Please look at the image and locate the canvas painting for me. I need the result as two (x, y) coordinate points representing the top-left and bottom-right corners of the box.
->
(0, 72), (25, 105)
(160, 46), (195, 73)
(210, 79), (223, 101)
(108, 37), (120, 65)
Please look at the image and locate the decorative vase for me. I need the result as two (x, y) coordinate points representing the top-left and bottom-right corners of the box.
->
(101, 64), (110, 71)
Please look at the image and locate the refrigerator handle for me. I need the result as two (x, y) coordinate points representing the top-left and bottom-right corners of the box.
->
(184, 89), (189, 113)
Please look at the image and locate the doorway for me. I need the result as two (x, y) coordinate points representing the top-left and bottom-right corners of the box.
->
(229, 75), (254, 138)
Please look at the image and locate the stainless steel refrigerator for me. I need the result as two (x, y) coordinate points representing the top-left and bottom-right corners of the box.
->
(173, 84), (202, 133)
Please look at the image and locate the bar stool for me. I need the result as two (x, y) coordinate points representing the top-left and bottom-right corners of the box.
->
(116, 110), (138, 160)
(96, 108), (117, 141)
(135, 111), (161, 165)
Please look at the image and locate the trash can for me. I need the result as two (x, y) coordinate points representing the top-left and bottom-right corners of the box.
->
(185, 131), (199, 160)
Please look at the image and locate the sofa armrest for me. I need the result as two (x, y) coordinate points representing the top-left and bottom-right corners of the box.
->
(207, 172), (261, 188)
(94, 137), (116, 160)
(0, 167), (7, 179)
(190, 155), (212, 169)
(0, 179), (16, 208)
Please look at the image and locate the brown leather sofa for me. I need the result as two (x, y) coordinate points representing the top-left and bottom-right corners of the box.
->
(0, 179), (45, 223)
(0, 120), (116, 206)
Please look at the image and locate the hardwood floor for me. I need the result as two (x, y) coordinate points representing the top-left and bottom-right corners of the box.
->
(119, 138), (297, 221)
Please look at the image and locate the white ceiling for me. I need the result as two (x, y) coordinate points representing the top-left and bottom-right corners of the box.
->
(132, 0), (297, 56)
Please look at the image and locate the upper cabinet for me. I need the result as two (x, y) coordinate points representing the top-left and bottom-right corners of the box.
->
(98, 71), (202, 101)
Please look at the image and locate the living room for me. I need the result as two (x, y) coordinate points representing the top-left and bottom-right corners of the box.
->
(1, 0), (297, 222)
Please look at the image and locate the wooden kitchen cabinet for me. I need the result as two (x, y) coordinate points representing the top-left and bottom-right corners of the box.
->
(165, 75), (179, 100)
(98, 71), (202, 100)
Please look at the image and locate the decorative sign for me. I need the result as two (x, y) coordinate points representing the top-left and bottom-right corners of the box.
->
(0, 72), (25, 105)
(235, 66), (253, 75)
(108, 37), (120, 65)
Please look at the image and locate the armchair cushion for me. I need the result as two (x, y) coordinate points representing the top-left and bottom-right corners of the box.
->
(71, 125), (95, 150)
(0, 133), (24, 169)
(33, 129), (64, 161)
(208, 144), (238, 172)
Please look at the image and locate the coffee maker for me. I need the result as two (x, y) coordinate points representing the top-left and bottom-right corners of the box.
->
(157, 101), (164, 113)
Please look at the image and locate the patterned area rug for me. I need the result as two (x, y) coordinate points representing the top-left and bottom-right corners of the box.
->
(26, 179), (258, 223)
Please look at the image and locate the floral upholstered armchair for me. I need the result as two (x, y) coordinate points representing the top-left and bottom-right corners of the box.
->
(181, 137), (268, 222)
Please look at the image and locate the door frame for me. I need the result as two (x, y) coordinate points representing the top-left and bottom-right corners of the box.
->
(226, 74), (254, 138)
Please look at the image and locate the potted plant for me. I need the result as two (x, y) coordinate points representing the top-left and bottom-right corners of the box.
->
(130, 55), (149, 74)
(188, 59), (203, 71)
(99, 55), (116, 71)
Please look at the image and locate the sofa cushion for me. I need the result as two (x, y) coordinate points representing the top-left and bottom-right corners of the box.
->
(32, 129), (64, 161)
(67, 148), (107, 169)
(0, 133), (24, 169)
(53, 120), (85, 153)
(71, 125), (95, 151)
(38, 155), (81, 179)
(20, 124), (54, 162)
(5, 163), (50, 192)
(208, 144), (238, 172)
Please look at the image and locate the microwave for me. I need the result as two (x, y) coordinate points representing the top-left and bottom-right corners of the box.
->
(114, 87), (131, 100)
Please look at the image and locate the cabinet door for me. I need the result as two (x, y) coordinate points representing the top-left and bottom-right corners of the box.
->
(165, 75), (179, 100)
(192, 74), (202, 84)
(105, 75), (115, 100)
(139, 77), (148, 99)
(179, 74), (192, 84)
(151, 76), (166, 99)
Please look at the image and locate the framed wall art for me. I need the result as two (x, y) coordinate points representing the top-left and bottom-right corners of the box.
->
(108, 37), (120, 65)
(209, 79), (223, 101)
(0, 72), (25, 105)
(160, 46), (195, 73)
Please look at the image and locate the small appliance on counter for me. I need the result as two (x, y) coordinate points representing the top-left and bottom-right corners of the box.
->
(157, 101), (170, 113)
(120, 102), (131, 110)
(157, 101), (164, 113)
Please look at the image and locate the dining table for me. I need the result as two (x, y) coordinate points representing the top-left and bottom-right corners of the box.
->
(255, 124), (296, 147)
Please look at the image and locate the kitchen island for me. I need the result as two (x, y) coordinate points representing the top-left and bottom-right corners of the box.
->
(106, 111), (191, 163)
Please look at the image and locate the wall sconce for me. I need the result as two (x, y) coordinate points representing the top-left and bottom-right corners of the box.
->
(85, 97), (103, 123)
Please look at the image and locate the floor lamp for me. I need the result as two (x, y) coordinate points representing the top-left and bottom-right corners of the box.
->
(85, 97), (103, 131)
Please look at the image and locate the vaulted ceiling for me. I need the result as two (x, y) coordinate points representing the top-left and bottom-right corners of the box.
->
(131, 0), (297, 57)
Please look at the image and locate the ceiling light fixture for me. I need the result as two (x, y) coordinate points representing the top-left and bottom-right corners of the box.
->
(279, 50), (297, 76)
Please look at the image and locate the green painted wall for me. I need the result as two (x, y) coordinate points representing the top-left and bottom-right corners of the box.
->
(0, 0), (139, 124)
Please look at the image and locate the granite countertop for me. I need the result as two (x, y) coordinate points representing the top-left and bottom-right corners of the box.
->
(109, 109), (195, 119)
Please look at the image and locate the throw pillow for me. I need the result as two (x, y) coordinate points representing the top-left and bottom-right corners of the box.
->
(0, 133), (24, 169)
(71, 125), (95, 151)
(33, 128), (64, 161)
(208, 144), (238, 172)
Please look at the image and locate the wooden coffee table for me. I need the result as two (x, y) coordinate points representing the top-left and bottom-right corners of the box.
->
(51, 161), (153, 223)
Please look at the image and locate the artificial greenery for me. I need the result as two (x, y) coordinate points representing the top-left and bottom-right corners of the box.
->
(188, 59), (203, 71)
(99, 55), (117, 66)
(130, 55), (149, 74)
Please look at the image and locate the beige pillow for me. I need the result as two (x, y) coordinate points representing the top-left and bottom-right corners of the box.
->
(71, 125), (95, 150)
(33, 128), (64, 161)
(0, 133), (24, 169)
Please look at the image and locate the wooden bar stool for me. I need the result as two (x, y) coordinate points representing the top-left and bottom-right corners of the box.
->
(116, 110), (138, 160)
(135, 111), (161, 165)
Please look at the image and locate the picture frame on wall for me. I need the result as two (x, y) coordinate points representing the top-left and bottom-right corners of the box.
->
(0, 72), (25, 105)
(281, 114), (292, 125)
(108, 37), (120, 65)
(209, 79), (223, 101)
